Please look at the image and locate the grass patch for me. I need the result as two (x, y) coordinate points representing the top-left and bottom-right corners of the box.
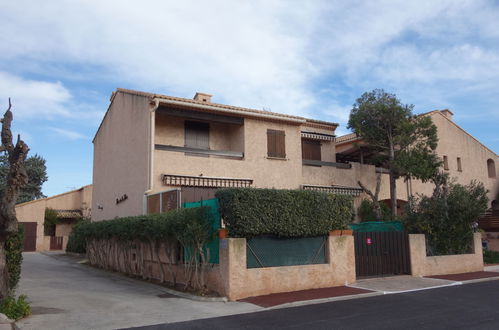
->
(483, 250), (499, 265)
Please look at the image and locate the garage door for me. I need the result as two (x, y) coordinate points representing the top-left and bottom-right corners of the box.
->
(20, 222), (37, 252)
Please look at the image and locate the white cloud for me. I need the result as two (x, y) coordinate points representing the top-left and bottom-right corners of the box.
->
(49, 127), (87, 140)
(0, 72), (71, 118)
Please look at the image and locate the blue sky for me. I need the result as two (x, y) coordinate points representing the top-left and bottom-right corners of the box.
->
(1, 0), (498, 197)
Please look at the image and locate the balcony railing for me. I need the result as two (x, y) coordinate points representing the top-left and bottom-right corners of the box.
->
(155, 144), (243, 158)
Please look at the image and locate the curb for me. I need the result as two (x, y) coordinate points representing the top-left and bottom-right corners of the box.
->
(266, 291), (384, 310)
(158, 287), (228, 302)
(459, 276), (499, 285)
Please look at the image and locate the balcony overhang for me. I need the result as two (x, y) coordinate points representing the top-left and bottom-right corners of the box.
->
(162, 174), (253, 188)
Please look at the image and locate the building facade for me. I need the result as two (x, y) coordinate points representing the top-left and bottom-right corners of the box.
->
(16, 185), (92, 251)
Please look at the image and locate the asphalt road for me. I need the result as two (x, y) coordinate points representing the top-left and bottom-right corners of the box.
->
(131, 280), (499, 330)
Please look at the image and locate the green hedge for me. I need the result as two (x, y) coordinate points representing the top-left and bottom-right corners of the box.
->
(216, 188), (353, 238)
(66, 219), (90, 253)
(6, 225), (24, 292)
(66, 206), (214, 251)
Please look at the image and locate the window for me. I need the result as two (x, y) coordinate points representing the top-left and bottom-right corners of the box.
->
(487, 159), (496, 178)
(457, 157), (462, 172)
(302, 139), (321, 161)
(267, 129), (286, 158)
(146, 190), (180, 215)
(443, 155), (449, 170)
(185, 121), (209, 149)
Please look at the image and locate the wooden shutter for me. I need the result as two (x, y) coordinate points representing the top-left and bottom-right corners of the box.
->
(267, 129), (286, 158)
(161, 190), (179, 212)
(185, 121), (209, 149)
(302, 139), (321, 161)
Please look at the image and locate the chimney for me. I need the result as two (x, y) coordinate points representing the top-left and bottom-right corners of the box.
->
(193, 92), (212, 103)
(440, 109), (454, 120)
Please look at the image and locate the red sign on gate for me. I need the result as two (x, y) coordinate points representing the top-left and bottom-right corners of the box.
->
(366, 237), (373, 245)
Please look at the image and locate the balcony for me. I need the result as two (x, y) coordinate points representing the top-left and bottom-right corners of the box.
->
(155, 106), (244, 159)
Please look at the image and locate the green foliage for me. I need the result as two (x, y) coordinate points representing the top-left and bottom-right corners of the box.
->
(0, 154), (48, 203)
(348, 89), (441, 216)
(5, 226), (24, 293)
(44, 208), (59, 236)
(357, 199), (392, 222)
(484, 250), (499, 264)
(65, 218), (90, 253)
(66, 207), (214, 252)
(215, 188), (353, 238)
(0, 295), (31, 321)
(404, 181), (488, 255)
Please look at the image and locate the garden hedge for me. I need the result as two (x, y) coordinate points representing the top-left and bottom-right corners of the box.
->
(216, 188), (353, 238)
(66, 206), (214, 253)
(5, 225), (24, 292)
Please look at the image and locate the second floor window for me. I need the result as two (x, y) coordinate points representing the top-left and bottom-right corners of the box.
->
(267, 129), (286, 158)
(302, 139), (321, 161)
(443, 155), (449, 170)
(185, 121), (209, 149)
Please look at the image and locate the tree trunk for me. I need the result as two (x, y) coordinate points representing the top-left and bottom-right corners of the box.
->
(388, 137), (397, 218)
(0, 100), (29, 299)
(358, 173), (383, 221)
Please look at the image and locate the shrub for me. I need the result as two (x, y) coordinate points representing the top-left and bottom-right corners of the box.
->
(0, 295), (31, 321)
(44, 207), (59, 236)
(357, 199), (392, 222)
(404, 180), (488, 255)
(5, 226), (24, 293)
(66, 207), (214, 252)
(216, 188), (353, 238)
(66, 218), (90, 253)
(484, 250), (499, 264)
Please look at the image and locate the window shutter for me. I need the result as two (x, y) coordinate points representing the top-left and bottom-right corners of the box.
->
(267, 129), (285, 158)
(302, 139), (321, 161)
(147, 194), (160, 214)
(185, 121), (209, 149)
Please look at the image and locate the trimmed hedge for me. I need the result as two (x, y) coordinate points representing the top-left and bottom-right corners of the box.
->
(6, 225), (24, 292)
(66, 206), (214, 251)
(216, 188), (353, 238)
(66, 219), (90, 253)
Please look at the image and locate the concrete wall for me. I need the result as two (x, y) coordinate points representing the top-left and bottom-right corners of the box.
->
(409, 233), (484, 277)
(15, 185), (92, 251)
(219, 236), (356, 301)
(92, 92), (151, 221)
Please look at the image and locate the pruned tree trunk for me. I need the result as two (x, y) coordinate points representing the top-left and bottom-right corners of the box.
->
(358, 173), (383, 221)
(388, 136), (397, 218)
(0, 99), (29, 299)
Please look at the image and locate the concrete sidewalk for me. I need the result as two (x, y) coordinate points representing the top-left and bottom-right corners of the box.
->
(17, 253), (261, 330)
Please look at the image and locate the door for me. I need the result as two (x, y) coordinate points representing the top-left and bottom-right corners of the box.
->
(20, 222), (37, 252)
(50, 236), (63, 250)
(354, 231), (411, 277)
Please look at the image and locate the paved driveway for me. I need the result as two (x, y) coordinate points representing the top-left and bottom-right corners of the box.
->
(16, 253), (260, 330)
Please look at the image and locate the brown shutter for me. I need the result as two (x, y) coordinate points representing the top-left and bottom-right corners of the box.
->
(302, 139), (321, 161)
(185, 121), (209, 149)
(161, 190), (179, 212)
(267, 129), (285, 158)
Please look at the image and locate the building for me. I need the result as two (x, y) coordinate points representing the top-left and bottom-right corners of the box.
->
(16, 185), (92, 251)
(92, 89), (498, 226)
(92, 89), (378, 221)
(335, 110), (499, 213)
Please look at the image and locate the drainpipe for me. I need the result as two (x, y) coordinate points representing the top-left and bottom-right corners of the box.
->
(144, 99), (159, 214)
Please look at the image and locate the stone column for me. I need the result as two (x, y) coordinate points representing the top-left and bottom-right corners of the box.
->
(219, 238), (247, 300)
(408, 234), (426, 277)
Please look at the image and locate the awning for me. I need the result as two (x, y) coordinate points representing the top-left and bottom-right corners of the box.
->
(55, 209), (83, 219)
(162, 174), (253, 188)
(301, 131), (335, 141)
(302, 184), (363, 197)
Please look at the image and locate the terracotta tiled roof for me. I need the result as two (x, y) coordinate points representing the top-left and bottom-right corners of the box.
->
(335, 133), (359, 144)
(116, 88), (338, 127)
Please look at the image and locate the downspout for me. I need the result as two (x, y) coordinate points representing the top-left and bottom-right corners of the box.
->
(143, 98), (159, 214)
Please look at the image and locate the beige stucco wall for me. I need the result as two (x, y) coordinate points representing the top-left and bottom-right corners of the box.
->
(92, 92), (151, 221)
(15, 185), (92, 251)
(219, 236), (356, 301)
(409, 233), (483, 277)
